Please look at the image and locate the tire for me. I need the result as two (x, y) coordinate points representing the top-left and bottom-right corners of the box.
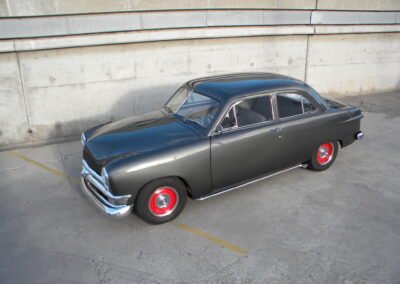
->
(308, 141), (338, 171)
(135, 177), (187, 224)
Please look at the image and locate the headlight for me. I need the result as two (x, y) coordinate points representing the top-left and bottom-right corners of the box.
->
(81, 132), (87, 145)
(101, 167), (110, 188)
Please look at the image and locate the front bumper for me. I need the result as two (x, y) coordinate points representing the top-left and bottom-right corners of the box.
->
(80, 160), (133, 218)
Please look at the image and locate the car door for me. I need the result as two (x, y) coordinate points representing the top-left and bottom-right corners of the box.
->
(275, 91), (323, 167)
(210, 94), (282, 190)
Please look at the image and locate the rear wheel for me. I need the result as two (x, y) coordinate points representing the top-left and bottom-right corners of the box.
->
(135, 178), (187, 224)
(308, 141), (338, 171)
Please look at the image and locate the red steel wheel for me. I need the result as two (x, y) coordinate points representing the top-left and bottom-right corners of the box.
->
(316, 142), (334, 165)
(136, 177), (187, 224)
(148, 187), (179, 217)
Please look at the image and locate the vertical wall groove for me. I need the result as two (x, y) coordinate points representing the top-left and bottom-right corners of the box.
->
(15, 50), (32, 132)
(304, 35), (311, 83)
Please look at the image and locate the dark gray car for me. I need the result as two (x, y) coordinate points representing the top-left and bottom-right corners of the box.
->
(81, 73), (364, 224)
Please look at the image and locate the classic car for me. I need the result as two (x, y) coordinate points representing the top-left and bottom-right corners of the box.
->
(81, 73), (364, 224)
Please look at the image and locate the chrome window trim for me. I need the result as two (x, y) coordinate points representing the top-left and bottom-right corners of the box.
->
(232, 102), (239, 128)
(165, 86), (188, 112)
(218, 118), (278, 134)
(213, 92), (275, 135)
(276, 108), (320, 122)
(208, 87), (326, 136)
(275, 91), (320, 120)
(220, 100), (241, 131)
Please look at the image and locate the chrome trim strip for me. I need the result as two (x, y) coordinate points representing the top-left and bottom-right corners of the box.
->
(343, 113), (364, 122)
(196, 164), (304, 201)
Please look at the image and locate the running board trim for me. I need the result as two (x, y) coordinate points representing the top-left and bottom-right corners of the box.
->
(196, 164), (306, 201)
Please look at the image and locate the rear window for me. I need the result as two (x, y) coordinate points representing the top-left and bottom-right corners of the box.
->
(277, 93), (316, 118)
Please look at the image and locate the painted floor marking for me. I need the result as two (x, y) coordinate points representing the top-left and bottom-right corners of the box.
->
(175, 223), (248, 256)
(8, 150), (248, 256)
(8, 150), (80, 185)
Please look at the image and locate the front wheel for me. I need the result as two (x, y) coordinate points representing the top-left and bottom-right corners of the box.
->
(135, 178), (187, 224)
(308, 141), (338, 171)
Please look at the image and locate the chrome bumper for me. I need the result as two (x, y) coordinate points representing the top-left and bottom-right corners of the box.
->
(356, 131), (364, 140)
(80, 160), (133, 218)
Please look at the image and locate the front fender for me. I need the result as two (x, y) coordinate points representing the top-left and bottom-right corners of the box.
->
(106, 138), (211, 201)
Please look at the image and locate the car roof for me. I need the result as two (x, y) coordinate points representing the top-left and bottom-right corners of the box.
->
(186, 72), (311, 103)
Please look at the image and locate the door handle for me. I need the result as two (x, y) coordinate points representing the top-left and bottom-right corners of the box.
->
(277, 128), (282, 139)
(272, 128), (282, 138)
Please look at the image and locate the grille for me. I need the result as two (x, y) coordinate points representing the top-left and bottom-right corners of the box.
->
(83, 147), (102, 174)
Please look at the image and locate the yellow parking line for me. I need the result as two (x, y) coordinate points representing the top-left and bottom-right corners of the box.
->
(175, 223), (248, 256)
(8, 150), (80, 185)
(8, 150), (247, 256)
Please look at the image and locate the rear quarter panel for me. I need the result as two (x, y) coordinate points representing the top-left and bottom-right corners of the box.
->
(334, 106), (363, 147)
(279, 105), (362, 166)
(316, 106), (362, 148)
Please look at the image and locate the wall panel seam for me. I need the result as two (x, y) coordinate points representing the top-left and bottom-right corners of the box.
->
(14, 49), (32, 131)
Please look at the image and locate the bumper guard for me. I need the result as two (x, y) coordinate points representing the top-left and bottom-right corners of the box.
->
(81, 160), (133, 218)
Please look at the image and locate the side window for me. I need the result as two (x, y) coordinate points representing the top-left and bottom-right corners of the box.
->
(221, 108), (236, 129)
(220, 95), (273, 130)
(302, 96), (316, 113)
(277, 93), (316, 118)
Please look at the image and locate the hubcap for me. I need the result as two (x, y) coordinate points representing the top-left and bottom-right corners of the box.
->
(148, 187), (179, 217)
(316, 142), (334, 165)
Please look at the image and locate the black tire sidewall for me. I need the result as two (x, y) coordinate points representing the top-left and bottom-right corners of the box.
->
(135, 177), (187, 224)
(308, 141), (338, 171)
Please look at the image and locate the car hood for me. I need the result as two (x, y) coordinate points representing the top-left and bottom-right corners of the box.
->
(84, 110), (200, 163)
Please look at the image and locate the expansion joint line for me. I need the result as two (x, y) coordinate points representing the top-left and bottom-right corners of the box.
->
(15, 48), (32, 132)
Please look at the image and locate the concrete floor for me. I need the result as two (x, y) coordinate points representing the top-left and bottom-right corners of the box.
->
(1, 92), (400, 283)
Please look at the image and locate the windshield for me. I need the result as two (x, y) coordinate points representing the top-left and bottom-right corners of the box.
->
(165, 87), (220, 128)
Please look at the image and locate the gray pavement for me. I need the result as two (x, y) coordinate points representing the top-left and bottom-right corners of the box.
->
(1, 91), (400, 283)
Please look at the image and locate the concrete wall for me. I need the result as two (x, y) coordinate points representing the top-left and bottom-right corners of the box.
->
(1, 36), (308, 146)
(1, 10), (400, 40)
(0, 53), (30, 145)
(307, 33), (400, 96)
(0, 1), (400, 148)
(0, 0), (317, 16)
(1, 0), (400, 16)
